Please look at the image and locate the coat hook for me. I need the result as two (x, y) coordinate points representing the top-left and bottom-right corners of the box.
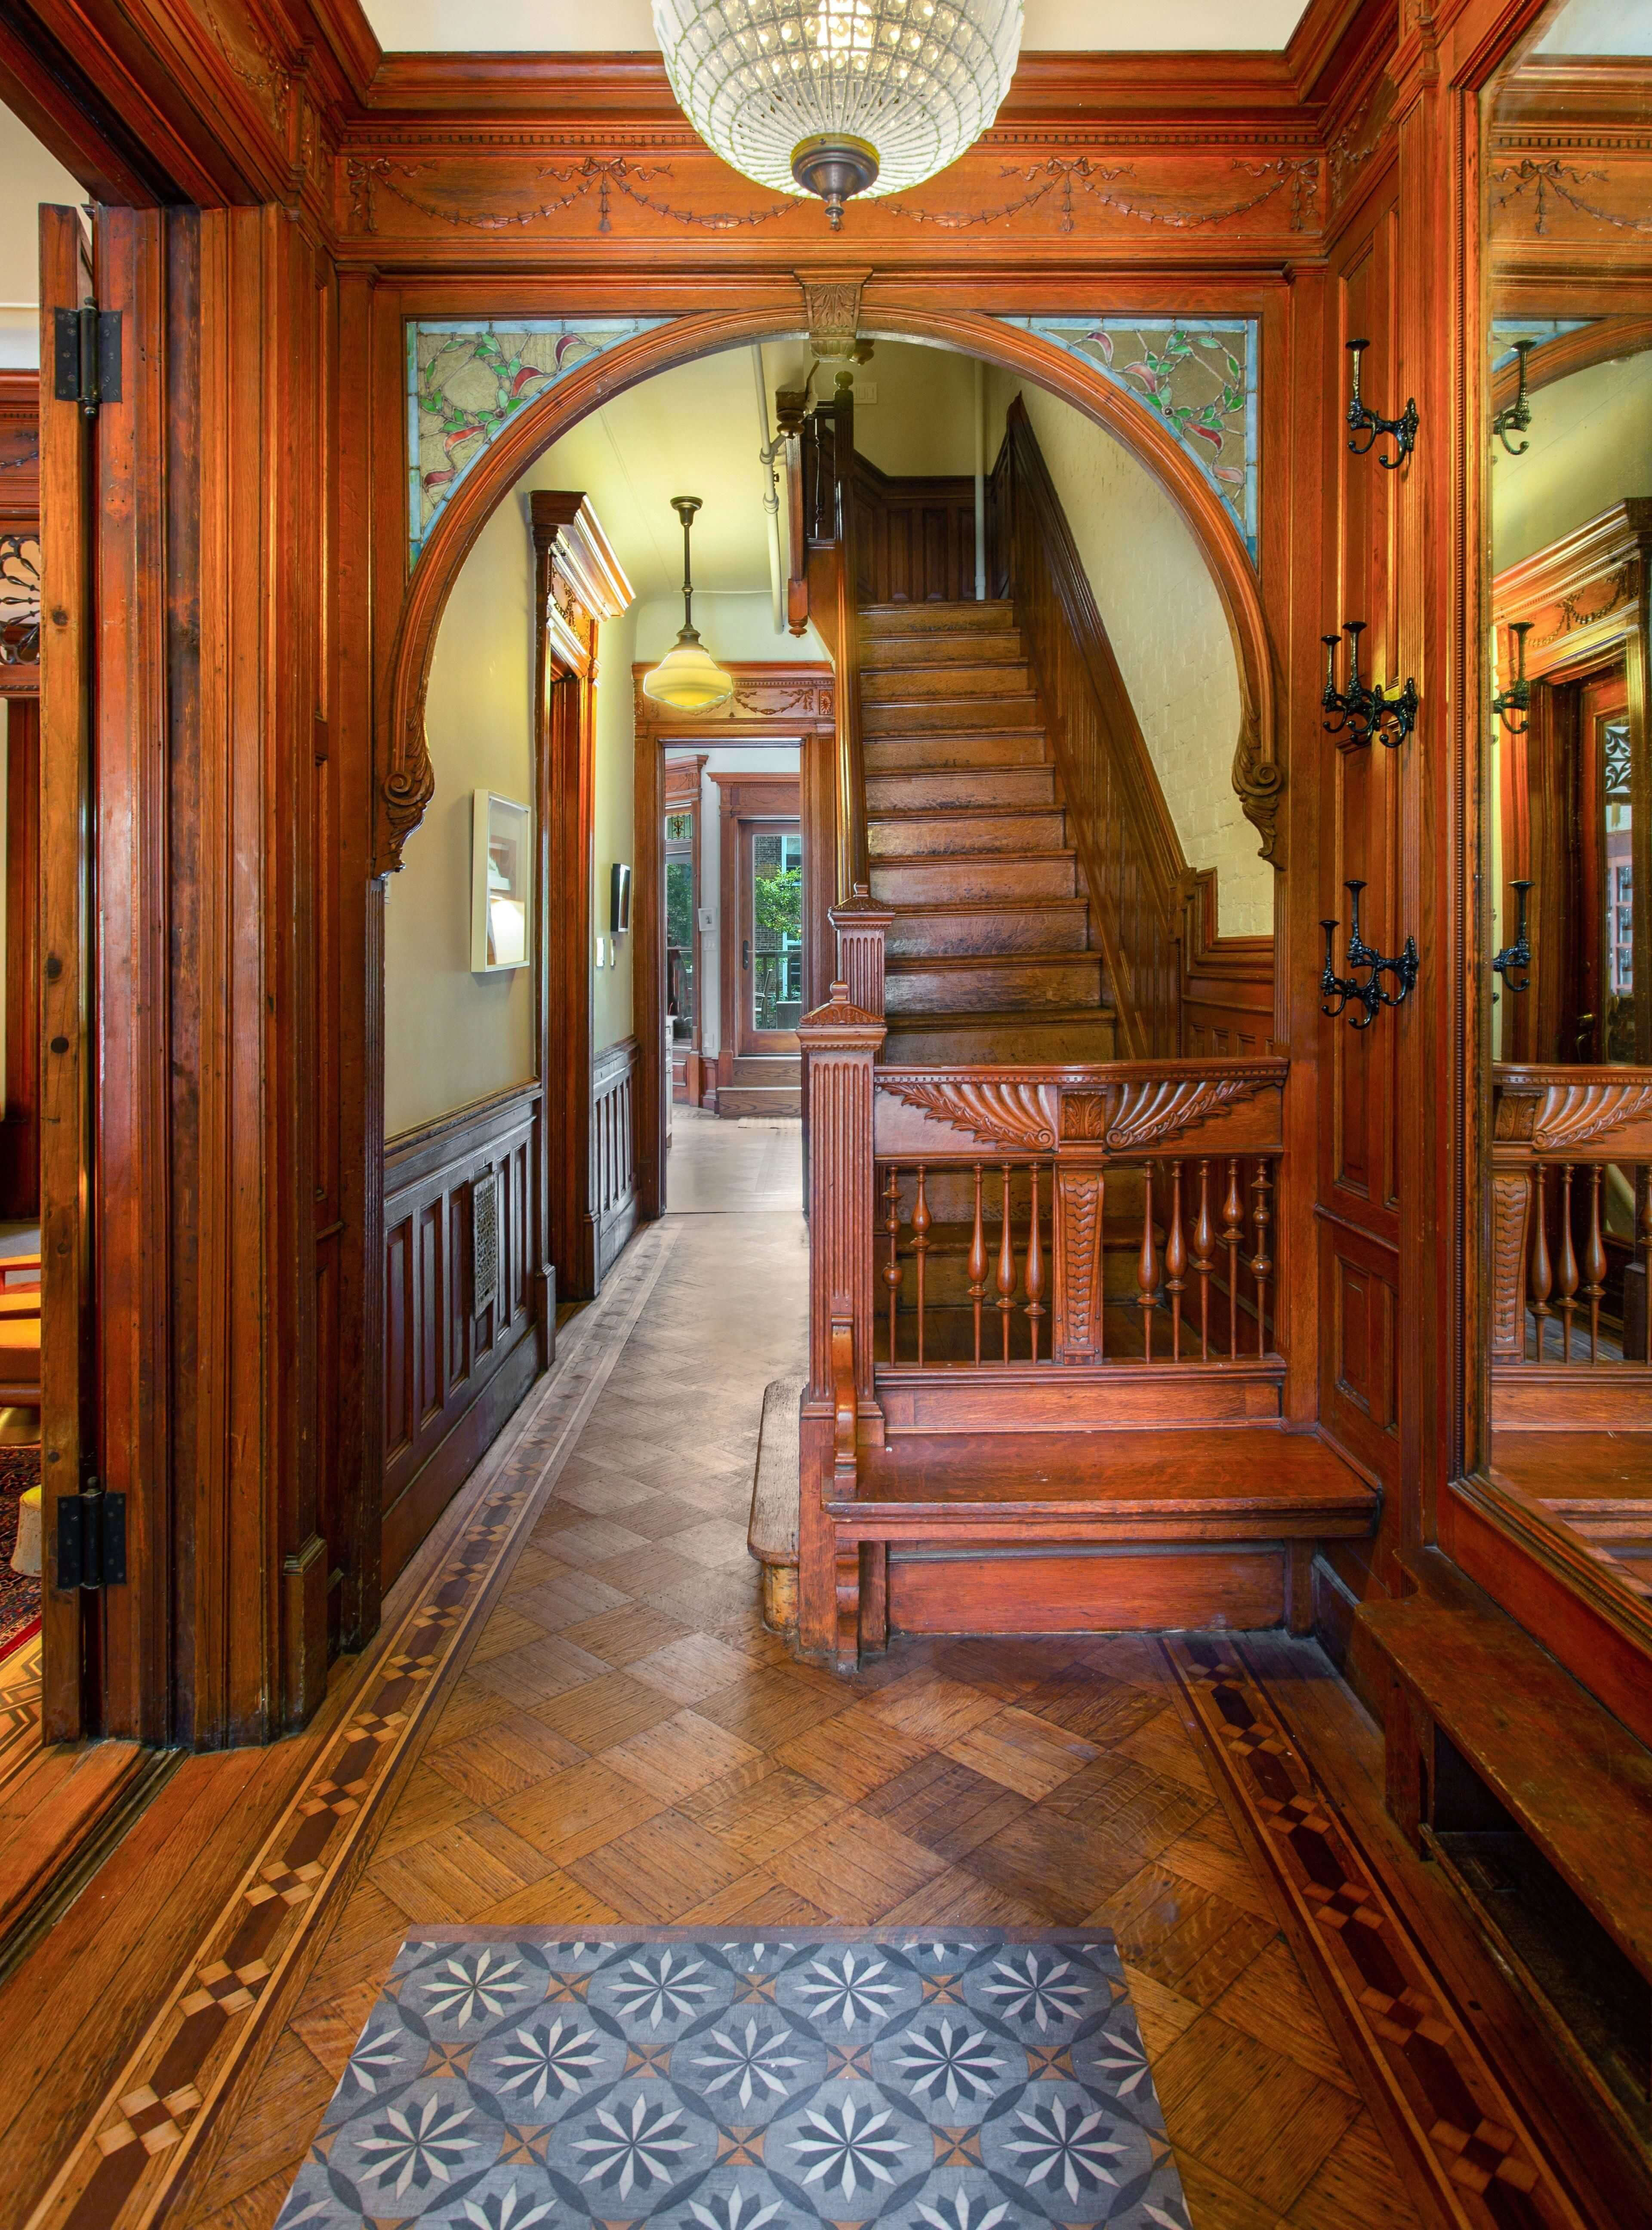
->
(1492, 620), (1533, 736)
(1322, 621), (1419, 750)
(1491, 878), (1533, 999)
(1321, 881), (1420, 1029)
(1492, 337), (1534, 457)
(1346, 339), (1418, 468)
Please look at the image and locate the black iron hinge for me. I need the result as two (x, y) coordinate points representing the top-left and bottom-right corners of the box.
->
(53, 304), (122, 418)
(56, 1482), (128, 1590)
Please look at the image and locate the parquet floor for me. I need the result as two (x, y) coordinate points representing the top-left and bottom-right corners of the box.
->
(183, 1112), (1433, 2230)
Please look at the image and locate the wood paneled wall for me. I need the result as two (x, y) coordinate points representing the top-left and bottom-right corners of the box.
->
(382, 1083), (549, 1589)
(1179, 869), (1274, 1062)
(592, 1036), (640, 1281)
(854, 459), (976, 606)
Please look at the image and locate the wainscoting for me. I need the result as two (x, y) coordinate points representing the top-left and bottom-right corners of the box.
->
(592, 1036), (640, 1281)
(382, 1081), (551, 1587)
(1179, 868), (1274, 1060)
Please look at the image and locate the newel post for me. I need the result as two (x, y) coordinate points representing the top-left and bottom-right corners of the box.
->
(830, 884), (893, 1019)
(798, 981), (886, 1408)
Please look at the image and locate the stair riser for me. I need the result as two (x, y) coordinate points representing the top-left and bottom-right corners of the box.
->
(870, 856), (1078, 903)
(869, 811), (1066, 858)
(877, 1377), (1283, 1435)
(884, 1015), (1119, 1063)
(887, 905), (1089, 957)
(860, 630), (1023, 668)
(864, 699), (1042, 735)
(729, 1057), (801, 1085)
(887, 957), (1105, 1014)
(862, 601), (1013, 633)
(864, 734), (1046, 772)
(866, 769), (1056, 813)
(715, 1087), (802, 1118)
(863, 665), (1032, 702)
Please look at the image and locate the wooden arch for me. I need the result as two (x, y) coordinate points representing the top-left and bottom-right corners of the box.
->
(378, 301), (1281, 876)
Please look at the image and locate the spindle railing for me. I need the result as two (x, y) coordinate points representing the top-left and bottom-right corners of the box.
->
(875, 1149), (1278, 1367)
(1491, 1067), (1652, 1400)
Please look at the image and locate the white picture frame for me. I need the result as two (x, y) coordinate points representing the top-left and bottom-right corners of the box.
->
(472, 789), (532, 973)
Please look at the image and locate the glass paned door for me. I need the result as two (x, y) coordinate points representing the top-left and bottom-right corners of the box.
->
(1603, 716), (1636, 1059)
(738, 820), (805, 1054)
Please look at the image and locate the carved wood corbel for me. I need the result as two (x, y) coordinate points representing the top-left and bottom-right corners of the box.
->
(1232, 699), (1285, 869)
(797, 270), (873, 362)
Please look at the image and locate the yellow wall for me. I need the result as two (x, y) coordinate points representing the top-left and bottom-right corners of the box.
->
(852, 342), (983, 480)
(987, 370), (1270, 938)
(592, 601), (638, 1058)
(1491, 349), (1652, 572)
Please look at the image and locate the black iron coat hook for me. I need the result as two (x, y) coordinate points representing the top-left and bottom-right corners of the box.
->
(1322, 881), (1420, 1029)
(1322, 622), (1419, 750)
(1346, 339), (1418, 469)
(1491, 878), (1533, 998)
(1492, 338), (1534, 457)
(1492, 620), (1533, 736)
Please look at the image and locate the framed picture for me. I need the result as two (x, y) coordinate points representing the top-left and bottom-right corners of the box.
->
(472, 790), (531, 972)
(610, 861), (633, 935)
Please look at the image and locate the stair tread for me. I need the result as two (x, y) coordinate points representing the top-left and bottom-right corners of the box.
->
(846, 1428), (1375, 1520)
(883, 1001), (1115, 1031)
(886, 950), (1099, 973)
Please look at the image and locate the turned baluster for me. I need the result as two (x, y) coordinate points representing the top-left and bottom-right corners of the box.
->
(1583, 1164), (1606, 1366)
(882, 1164), (903, 1365)
(1165, 1160), (1187, 1361)
(1529, 1164), (1552, 1360)
(997, 1164), (1017, 1364)
(1193, 1158), (1214, 1359)
(1556, 1163), (1579, 1364)
(1138, 1162), (1160, 1361)
(1026, 1164), (1046, 1364)
(1222, 1157), (1245, 1358)
(912, 1164), (931, 1368)
(967, 1163), (988, 1367)
(1251, 1158), (1274, 1358)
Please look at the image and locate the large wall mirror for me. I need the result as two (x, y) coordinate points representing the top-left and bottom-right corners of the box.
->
(1482, 0), (1652, 1608)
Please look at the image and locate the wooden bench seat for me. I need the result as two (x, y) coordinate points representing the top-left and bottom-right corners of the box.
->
(817, 1426), (1377, 1671)
(839, 1427), (1377, 1538)
(1359, 1556), (1652, 2150)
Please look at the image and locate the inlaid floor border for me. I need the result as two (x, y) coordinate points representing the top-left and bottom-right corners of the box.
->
(29, 1226), (678, 2230)
(1164, 1636), (1588, 2230)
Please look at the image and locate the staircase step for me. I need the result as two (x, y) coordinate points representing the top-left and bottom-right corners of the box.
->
(860, 627), (1024, 668)
(864, 732), (1048, 772)
(868, 807), (1065, 859)
(886, 950), (1105, 1015)
(882, 1005), (1118, 1064)
(866, 766), (1056, 814)
(887, 898), (1091, 958)
(870, 852), (1079, 904)
(861, 599), (1014, 634)
(728, 1056), (800, 1086)
(842, 1429), (1376, 1536)
(715, 1085), (803, 1118)
(862, 663), (1032, 702)
(865, 695), (1042, 735)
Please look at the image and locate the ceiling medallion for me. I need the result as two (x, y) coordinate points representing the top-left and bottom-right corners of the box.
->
(653, 0), (1024, 230)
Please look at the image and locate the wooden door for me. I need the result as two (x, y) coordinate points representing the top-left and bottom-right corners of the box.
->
(735, 817), (806, 1059)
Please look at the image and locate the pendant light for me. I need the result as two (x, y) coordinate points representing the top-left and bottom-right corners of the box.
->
(642, 497), (735, 713)
(652, 0), (1025, 231)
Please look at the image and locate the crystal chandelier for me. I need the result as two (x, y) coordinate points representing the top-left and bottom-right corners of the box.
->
(641, 498), (735, 712)
(653, 0), (1024, 229)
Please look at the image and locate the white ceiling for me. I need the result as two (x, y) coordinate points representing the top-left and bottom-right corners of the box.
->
(362, 1), (1310, 54)
(1535, 0), (1652, 53)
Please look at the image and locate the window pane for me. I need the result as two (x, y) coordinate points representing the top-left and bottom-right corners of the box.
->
(664, 810), (693, 843)
(751, 826), (804, 1033)
(665, 858), (696, 1038)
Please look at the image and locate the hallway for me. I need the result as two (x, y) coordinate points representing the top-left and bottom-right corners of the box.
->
(184, 1118), (1420, 2230)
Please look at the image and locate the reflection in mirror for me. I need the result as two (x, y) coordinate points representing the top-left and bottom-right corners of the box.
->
(1484, 0), (1652, 1608)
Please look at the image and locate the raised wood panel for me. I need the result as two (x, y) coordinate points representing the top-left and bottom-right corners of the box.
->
(854, 459), (976, 606)
(1179, 869), (1273, 1062)
(593, 1036), (639, 1280)
(889, 1545), (1285, 1634)
(380, 1082), (549, 1586)
(1318, 1212), (1399, 1489)
(0, 697), (39, 1217)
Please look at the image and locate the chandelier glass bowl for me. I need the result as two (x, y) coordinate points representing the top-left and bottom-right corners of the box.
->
(652, 0), (1025, 227)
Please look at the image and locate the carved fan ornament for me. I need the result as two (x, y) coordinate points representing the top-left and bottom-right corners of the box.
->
(1531, 1081), (1652, 1153)
(880, 1077), (1055, 1151)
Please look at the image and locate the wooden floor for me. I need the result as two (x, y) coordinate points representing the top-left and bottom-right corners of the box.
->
(176, 1114), (1428, 2230)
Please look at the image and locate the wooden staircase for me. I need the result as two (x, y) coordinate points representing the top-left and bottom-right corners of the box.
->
(717, 1055), (802, 1120)
(862, 600), (1119, 1064)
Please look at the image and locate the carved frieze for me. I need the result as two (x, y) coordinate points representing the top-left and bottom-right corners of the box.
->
(1105, 1075), (1274, 1151)
(879, 1078), (1056, 1152)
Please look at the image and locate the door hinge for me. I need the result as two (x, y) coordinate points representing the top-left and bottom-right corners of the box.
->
(56, 1482), (128, 1590)
(53, 304), (122, 418)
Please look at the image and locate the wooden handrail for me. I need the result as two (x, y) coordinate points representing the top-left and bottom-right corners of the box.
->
(989, 397), (1187, 1060)
(796, 386), (869, 906)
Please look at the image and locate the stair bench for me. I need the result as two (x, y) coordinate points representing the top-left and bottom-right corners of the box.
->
(1359, 1555), (1652, 2164)
(795, 974), (1379, 1670)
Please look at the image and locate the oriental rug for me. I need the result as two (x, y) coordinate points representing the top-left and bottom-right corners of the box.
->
(274, 1928), (1190, 2229)
(0, 1440), (41, 1664)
